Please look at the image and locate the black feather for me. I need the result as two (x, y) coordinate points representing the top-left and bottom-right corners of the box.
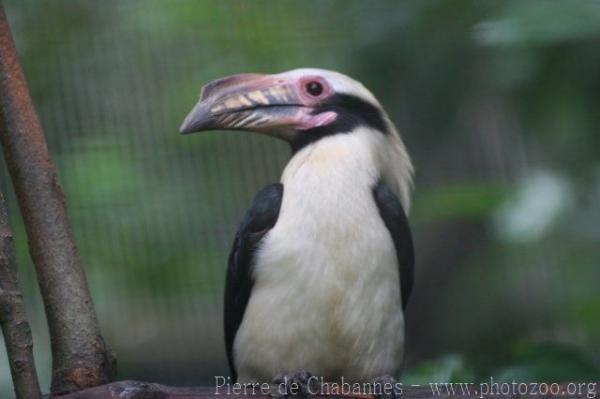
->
(372, 180), (414, 309)
(291, 93), (390, 153)
(224, 183), (284, 381)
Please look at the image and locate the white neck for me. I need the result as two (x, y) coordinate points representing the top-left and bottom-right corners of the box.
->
(281, 128), (413, 212)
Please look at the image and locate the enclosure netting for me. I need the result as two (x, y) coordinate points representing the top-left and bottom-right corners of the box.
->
(1, 0), (599, 394)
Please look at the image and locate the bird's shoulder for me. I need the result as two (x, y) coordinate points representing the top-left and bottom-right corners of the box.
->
(229, 182), (284, 275)
(236, 183), (284, 237)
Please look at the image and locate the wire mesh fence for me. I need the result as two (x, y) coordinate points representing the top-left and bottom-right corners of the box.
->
(1, 0), (599, 396)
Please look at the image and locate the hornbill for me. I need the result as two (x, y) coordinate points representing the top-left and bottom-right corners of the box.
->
(180, 69), (414, 388)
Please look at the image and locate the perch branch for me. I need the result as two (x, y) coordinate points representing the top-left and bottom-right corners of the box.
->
(53, 380), (600, 399)
(0, 6), (115, 394)
(0, 191), (41, 399)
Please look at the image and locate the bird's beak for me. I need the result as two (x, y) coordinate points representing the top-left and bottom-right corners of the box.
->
(179, 73), (305, 139)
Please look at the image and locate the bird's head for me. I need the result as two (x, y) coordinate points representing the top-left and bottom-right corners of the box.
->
(180, 69), (394, 149)
(180, 68), (413, 208)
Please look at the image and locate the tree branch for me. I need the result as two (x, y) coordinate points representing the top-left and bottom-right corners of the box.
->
(56, 381), (219, 399)
(0, 6), (115, 394)
(0, 191), (41, 399)
(53, 380), (600, 399)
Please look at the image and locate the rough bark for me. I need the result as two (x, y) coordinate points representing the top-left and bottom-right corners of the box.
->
(0, 6), (115, 394)
(0, 191), (41, 399)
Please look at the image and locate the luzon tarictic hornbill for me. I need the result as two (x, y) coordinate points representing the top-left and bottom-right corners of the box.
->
(180, 69), (414, 390)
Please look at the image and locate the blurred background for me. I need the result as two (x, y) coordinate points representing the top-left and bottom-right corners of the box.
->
(1, 0), (599, 395)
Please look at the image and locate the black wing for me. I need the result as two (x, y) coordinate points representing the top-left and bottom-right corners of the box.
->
(224, 183), (284, 381)
(373, 180), (414, 310)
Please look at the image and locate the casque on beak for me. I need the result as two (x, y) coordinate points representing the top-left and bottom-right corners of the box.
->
(179, 73), (305, 138)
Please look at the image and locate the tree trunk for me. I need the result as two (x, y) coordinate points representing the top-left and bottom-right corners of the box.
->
(0, 6), (115, 394)
(0, 191), (41, 399)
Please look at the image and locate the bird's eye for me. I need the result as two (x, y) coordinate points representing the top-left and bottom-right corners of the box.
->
(305, 81), (323, 96)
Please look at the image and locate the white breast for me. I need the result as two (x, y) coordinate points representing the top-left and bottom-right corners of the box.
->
(233, 131), (405, 383)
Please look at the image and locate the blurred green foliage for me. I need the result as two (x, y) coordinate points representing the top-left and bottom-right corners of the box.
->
(0, 0), (599, 396)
